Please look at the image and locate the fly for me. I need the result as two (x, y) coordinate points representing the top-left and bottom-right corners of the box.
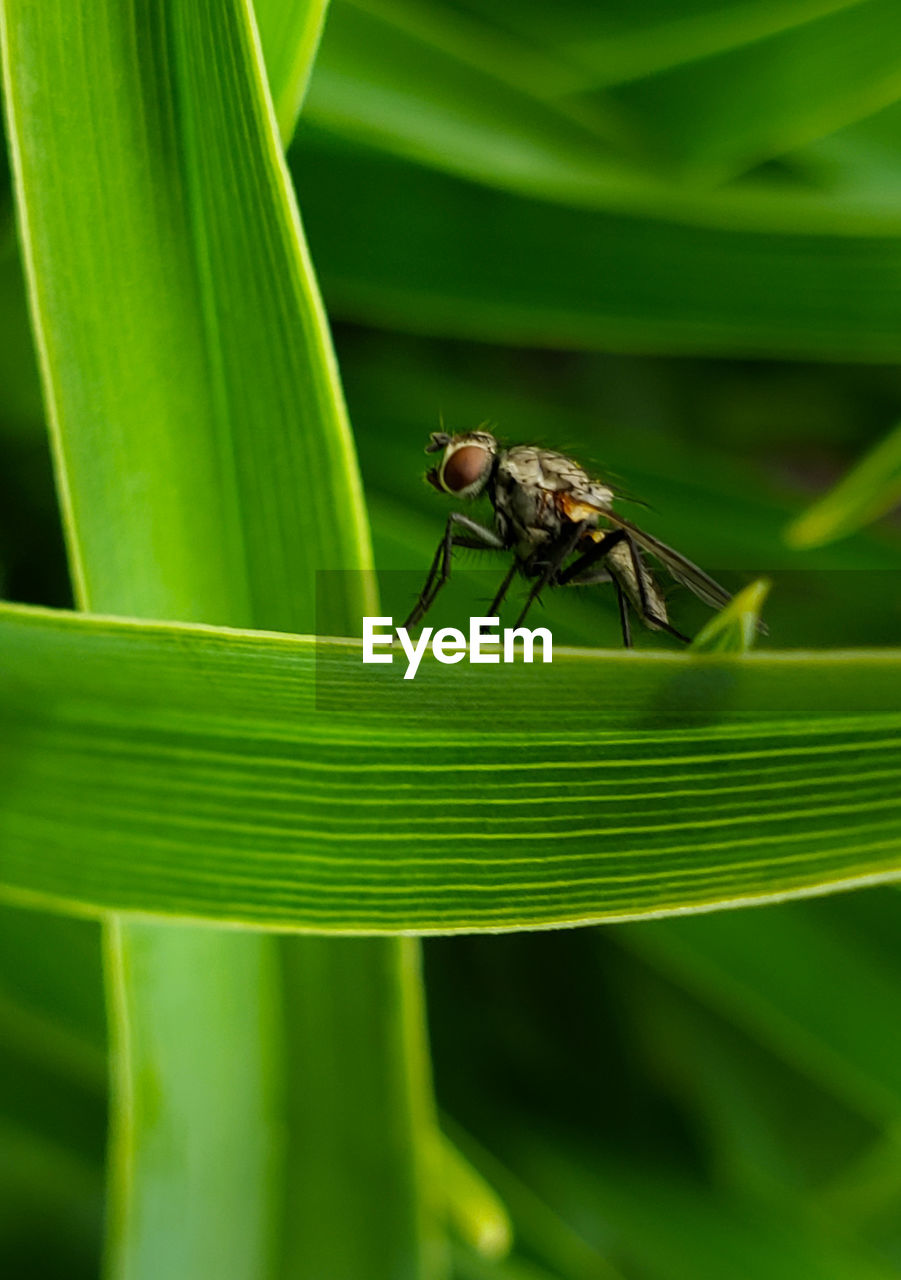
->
(404, 428), (743, 647)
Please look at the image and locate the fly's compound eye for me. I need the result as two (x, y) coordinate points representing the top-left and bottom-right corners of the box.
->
(441, 445), (489, 493)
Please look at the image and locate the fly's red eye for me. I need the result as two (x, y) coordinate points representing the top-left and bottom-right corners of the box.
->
(442, 445), (488, 492)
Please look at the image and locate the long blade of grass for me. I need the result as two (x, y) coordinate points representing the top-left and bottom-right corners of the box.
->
(0, 214), (42, 436)
(443, 1119), (622, 1280)
(620, 895), (901, 1123)
(603, 0), (901, 182)
(103, 922), (282, 1280)
(305, 1), (901, 227)
(602, 952), (875, 1206)
(439, 1134), (512, 1262)
(2, 603), (901, 930)
(1, 2), (436, 1277)
(550, 0), (870, 86)
(2, 1), (371, 631)
(690, 580), (770, 654)
(303, 1), (632, 203)
(495, 1128), (897, 1280)
(785, 421), (901, 548)
(256, 0), (331, 141)
(292, 132), (901, 361)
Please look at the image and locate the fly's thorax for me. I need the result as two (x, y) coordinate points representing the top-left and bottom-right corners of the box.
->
(424, 429), (497, 500)
(503, 446), (613, 504)
(495, 447), (610, 549)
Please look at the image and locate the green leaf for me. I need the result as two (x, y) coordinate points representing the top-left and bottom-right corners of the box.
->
(272, 935), (440, 1279)
(620, 897), (901, 1122)
(497, 1129), (898, 1280)
(256, 0), (331, 142)
(609, 954), (876, 1204)
(1, 2), (433, 1278)
(813, 1123), (901, 1229)
(304, 0), (631, 204)
(603, 0), (901, 182)
(785, 421), (901, 548)
(2, 0), (371, 634)
(103, 919), (282, 1280)
(308, 0), (901, 222)
(0, 211), (43, 436)
(288, 5), (901, 361)
(439, 1134), (512, 1261)
(546, 0), (873, 86)
(690, 579), (770, 654)
(333, 0), (597, 102)
(444, 1119), (623, 1280)
(3, 602), (901, 930)
(293, 131), (901, 360)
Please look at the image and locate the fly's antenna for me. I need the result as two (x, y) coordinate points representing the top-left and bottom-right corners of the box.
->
(613, 489), (654, 511)
(476, 418), (503, 444)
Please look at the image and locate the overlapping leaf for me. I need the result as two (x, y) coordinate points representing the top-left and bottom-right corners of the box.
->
(293, 129), (901, 360)
(0, 2), (429, 1278)
(286, 0), (901, 359)
(621, 890), (901, 1123)
(2, 603), (901, 931)
(786, 421), (901, 548)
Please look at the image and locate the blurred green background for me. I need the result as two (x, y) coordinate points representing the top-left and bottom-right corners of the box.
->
(3, 1), (901, 1276)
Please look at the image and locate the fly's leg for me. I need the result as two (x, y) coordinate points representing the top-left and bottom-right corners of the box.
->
(558, 529), (628, 586)
(564, 561), (631, 647)
(512, 522), (588, 629)
(559, 529), (690, 645)
(615, 580), (632, 648)
(620, 534), (690, 644)
(404, 514), (506, 629)
(488, 560), (518, 615)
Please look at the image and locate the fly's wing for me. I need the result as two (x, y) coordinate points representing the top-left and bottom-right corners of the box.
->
(563, 495), (767, 634)
(599, 510), (733, 613)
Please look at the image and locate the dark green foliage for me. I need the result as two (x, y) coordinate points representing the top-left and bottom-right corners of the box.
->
(2, 2), (901, 1277)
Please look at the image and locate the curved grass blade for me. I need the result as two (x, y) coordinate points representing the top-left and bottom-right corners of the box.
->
(603, 0), (901, 183)
(494, 1128), (898, 1280)
(444, 1118), (624, 1280)
(292, 133), (901, 361)
(620, 896), (901, 1123)
(103, 921), (282, 1280)
(439, 1134), (512, 1261)
(0, 213), (43, 437)
(690, 579), (771, 654)
(2, 603), (901, 931)
(256, 0), (331, 142)
(785, 421), (901, 549)
(1, 1), (372, 634)
(304, 1), (633, 205)
(305, 2), (901, 230)
(1, 1), (432, 1277)
(557, 0), (869, 87)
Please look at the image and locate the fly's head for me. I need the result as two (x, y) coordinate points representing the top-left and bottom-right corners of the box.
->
(423, 429), (497, 501)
